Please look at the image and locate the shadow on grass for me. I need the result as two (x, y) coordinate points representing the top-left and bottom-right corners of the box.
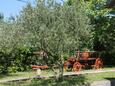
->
(0, 75), (88, 86)
(28, 75), (88, 86)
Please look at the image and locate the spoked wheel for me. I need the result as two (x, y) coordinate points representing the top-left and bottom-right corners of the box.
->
(94, 58), (103, 69)
(72, 61), (82, 72)
(63, 61), (72, 72)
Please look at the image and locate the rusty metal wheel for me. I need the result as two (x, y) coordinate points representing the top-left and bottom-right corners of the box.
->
(72, 61), (82, 72)
(94, 58), (103, 69)
(63, 61), (72, 72)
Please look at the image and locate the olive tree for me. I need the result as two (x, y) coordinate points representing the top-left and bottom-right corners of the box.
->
(19, 0), (93, 80)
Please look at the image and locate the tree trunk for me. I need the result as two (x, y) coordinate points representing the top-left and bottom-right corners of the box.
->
(55, 63), (64, 81)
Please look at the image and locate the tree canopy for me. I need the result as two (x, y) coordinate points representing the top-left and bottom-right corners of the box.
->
(17, 0), (93, 78)
(0, 0), (114, 74)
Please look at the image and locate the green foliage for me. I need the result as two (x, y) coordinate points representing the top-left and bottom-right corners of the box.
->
(86, 0), (115, 65)
(20, 0), (93, 55)
(0, 19), (34, 74)
(62, 53), (69, 61)
(0, 0), (93, 75)
(18, 0), (93, 79)
(66, 0), (115, 65)
(0, 13), (4, 20)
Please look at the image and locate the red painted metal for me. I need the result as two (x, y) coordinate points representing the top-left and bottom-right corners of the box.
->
(64, 51), (103, 72)
(31, 65), (49, 69)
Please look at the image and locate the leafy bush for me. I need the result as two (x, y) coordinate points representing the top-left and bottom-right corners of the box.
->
(0, 0), (96, 75)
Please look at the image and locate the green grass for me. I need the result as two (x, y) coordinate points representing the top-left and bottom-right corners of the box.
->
(0, 69), (54, 81)
(1, 71), (115, 86)
(85, 72), (115, 82)
(0, 71), (34, 81)
(0, 76), (87, 86)
(0, 67), (115, 81)
(0, 67), (115, 86)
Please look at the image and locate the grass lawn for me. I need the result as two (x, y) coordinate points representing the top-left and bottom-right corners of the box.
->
(85, 72), (115, 82)
(0, 67), (115, 86)
(0, 76), (86, 86)
(0, 71), (35, 81)
(0, 69), (54, 81)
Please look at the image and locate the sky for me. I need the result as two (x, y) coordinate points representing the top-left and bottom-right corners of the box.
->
(0, 0), (34, 19)
(0, 0), (63, 19)
(0, 0), (114, 19)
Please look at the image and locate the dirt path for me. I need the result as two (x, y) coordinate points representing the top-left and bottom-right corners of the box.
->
(64, 69), (115, 76)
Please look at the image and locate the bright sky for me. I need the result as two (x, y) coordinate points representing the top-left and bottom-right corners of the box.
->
(0, 0), (63, 19)
(0, 0), (34, 18)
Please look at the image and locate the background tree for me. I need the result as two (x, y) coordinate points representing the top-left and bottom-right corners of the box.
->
(0, 15), (32, 73)
(0, 13), (4, 21)
(67, 0), (115, 65)
(85, 0), (115, 65)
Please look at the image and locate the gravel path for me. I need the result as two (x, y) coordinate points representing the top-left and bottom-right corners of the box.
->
(64, 69), (115, 76)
